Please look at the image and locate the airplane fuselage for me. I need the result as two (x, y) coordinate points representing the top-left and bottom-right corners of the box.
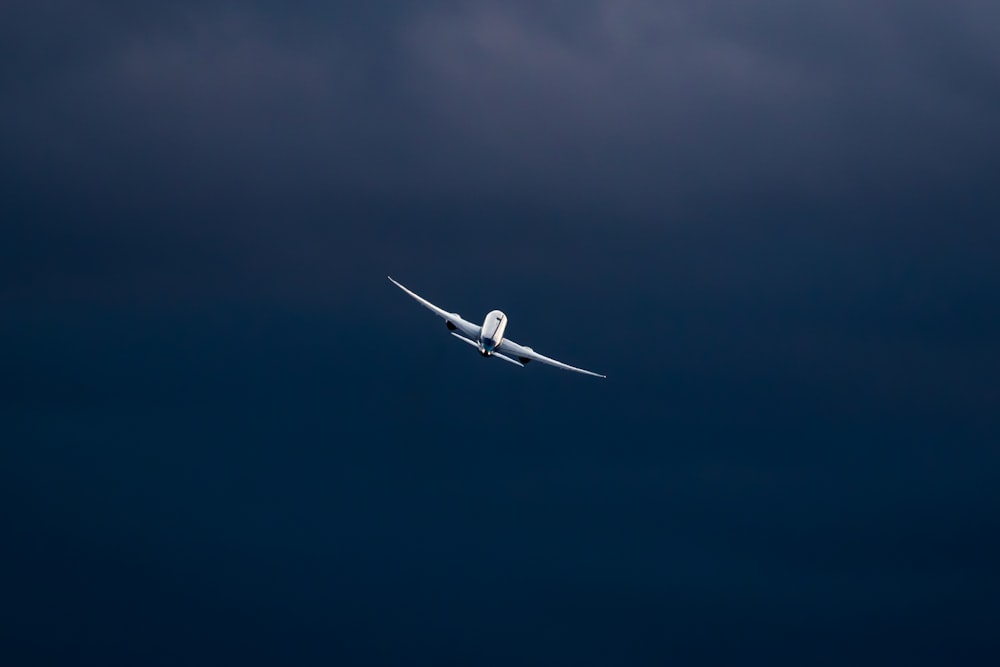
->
(478, 310), (507, 356)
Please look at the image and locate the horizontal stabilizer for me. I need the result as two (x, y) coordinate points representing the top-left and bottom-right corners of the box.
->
(450, 332), (479, 347)
(493, 352), (525, 368)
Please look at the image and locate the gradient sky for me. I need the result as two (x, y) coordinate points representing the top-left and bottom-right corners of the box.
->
(2, 2), (999, 665)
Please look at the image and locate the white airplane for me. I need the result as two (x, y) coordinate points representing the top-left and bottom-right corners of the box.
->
(388, 276), (606, 378)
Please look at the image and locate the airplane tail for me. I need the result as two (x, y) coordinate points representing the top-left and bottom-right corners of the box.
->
(492, 352), (525, 368)
(450, 332), (524, 368)
(450, 332), (479, 348)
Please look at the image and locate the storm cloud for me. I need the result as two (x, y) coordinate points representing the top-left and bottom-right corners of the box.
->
(4, 1), (999, 202)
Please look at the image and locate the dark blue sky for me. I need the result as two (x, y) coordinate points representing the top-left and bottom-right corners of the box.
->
(2, 2), (999, 665)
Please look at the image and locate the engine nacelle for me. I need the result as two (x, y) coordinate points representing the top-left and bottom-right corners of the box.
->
(445, 320), (457, 331)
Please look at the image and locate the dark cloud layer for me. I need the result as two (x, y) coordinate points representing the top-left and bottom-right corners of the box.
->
(4, 1), (999, 201)
(2, 2), (999, 665)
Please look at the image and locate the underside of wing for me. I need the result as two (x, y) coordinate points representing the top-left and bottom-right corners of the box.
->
(388, 276), (481, 339)
(498, 337), (606, 378)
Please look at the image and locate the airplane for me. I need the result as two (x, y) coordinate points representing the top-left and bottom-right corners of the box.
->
(388, 276), (605, 378)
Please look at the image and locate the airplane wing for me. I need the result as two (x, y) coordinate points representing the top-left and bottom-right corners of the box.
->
(498, 337), (606, 378)
(387, 276), (481, 340)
